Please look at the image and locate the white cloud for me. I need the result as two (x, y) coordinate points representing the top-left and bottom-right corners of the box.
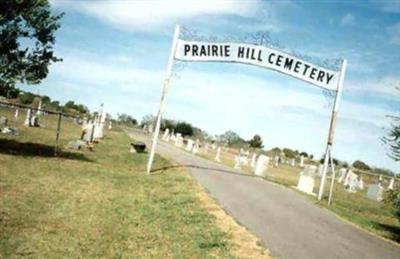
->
(378, 0), (400, 13)
(387, 22), (400, 45)
(52, 0), (261, 31)
(340, 13), (355, 26)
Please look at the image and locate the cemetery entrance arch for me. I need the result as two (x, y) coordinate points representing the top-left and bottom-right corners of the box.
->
(146, 25), (347, 203)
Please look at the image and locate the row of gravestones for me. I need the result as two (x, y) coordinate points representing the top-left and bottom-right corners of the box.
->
(296, 164), (397, 201)
(155, 127), (310, 175)
(156, 128), (400, 203)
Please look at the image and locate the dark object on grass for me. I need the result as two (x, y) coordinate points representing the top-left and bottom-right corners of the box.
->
(130, 142), (146, 153)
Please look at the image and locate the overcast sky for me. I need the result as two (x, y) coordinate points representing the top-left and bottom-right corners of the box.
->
(20, 0), (400, 172)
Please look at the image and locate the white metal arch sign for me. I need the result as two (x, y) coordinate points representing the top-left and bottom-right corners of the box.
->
(146, 25), (347, 203)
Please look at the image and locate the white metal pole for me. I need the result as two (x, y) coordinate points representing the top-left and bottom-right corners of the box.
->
(146, 25), (180, 174)
(317, 59), (347, 200)
(328, 150), (337, 205)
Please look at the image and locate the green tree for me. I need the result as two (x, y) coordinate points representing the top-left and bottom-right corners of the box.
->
(220, 131), (241, 145)
(18, 91), (35, 104)
(248, 134), (263, 148)
(382, 116), (400, 162)
(352, 160), (370, 171)
(175, 122), (193, 137)
(0, 0), (63, 96)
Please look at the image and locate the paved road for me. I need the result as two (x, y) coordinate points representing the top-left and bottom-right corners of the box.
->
(131, 131), (400, 259)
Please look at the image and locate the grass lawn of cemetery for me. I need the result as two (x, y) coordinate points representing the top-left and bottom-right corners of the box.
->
(0, 108), (269, 258)
(194, 147), (400, 244)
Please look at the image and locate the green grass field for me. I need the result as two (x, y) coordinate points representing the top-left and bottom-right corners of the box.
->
(0, 109), (242, 258)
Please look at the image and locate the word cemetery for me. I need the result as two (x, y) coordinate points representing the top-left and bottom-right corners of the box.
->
(175, 40), (339, 90)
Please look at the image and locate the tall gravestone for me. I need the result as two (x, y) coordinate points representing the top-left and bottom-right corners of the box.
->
(254, 155), (269, 177)
(24, 108), (32, 126)
(296, 165), (317, 195)
(366, 184), (384, 202)
(250, 153), (257, 168)
(300, 155), (304, 167)
(215, 147), (221, 162)
(186, 139), (194, 152)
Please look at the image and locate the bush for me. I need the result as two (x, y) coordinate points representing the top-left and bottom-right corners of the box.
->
(353, 160), (370, 171)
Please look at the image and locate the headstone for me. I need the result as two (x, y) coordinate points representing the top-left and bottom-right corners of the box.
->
(318, 164), (324, 176)
(388, 178), (395, 190)
(345, 170), (359, 193)
(250, 153), (257, 168)
(379, 175), (383, 183)
(234, 155), (241, 169)
(358, 176), (364, 190)
(299, 156), (304, 167)
(366, 184), (384, 202)
(240, 154), (249, 165)
(83, 122), (94, 142)
(290, 158), (296, 167)
(108, 121), (112, 130)
(14, 108), (19, 119)
(148, 124), (153, 133)
(30, 115), (39, 127)
(36, 99), (42, 115)
(274, 156), (279, 167)
(24, 108), (32, 126)
(186, 139), (194, 152)
(162, 129), (170, 140)
(176, 133), (183, 147)
(337, 168), (347, 183)
(254, 155), (269, 177)
(0, 116), (8, 127)
(67, 140), (86, 150)
(192, 140), (199, 154)
(296, 167), (316, 196)
(215, 147), (221, 162)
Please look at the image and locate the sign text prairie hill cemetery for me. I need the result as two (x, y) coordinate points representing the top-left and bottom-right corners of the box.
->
(175, 40), (340, 90)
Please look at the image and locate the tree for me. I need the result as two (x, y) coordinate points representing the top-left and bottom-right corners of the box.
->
(18, 91), (35, 104)
(175, 122), (193, 137)
(352, 160), (370, 171)
(283, 148), (296, 159)
(220, 131), (241, 145)
(248, 134), (263, 148)
(382, 116), (400, 162)
(299, 151), (308, 158)
(0, 0), (63, 96)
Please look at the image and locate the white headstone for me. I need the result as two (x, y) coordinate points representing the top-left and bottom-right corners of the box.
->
(36, 99), (42, 115)
(318, 164), (324, 176)
(14, 108), (19, 119)
(296, 173), (315, 195)
(254, 155), (269, 177)
(175, 133), (183, 147)
(24, 108), (32, 126)
(358, 176), (364, 190)
(108, 121), (112, 130)
(337, 168), (347, 183)
(345, 171), (359, 193)
(162, 128), (170, 140)
(300, 156), (304, 167)
(148, 124), (153, 133)
(215, 147), (221, 162)
(274, 156), (279, 167)
(250, 153), (257, 168)
(192, 140), (199, 154)
(366, 184), (384, 202)
(388, 178), (395, 190)
(186, 139), (194, 152)
(234, 155), (241, 169)
(290, 158), (296, 167)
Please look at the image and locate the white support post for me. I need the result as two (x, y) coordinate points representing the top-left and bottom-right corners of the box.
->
(328, 150), (337, 205)
(146, 25), (180, 174)
(318, 59), (347, 201)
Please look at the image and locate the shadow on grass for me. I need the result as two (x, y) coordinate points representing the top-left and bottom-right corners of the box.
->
(150, 164), (256, 178)
(0, 138), (93, 162)
(374, 222), (400, 243)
